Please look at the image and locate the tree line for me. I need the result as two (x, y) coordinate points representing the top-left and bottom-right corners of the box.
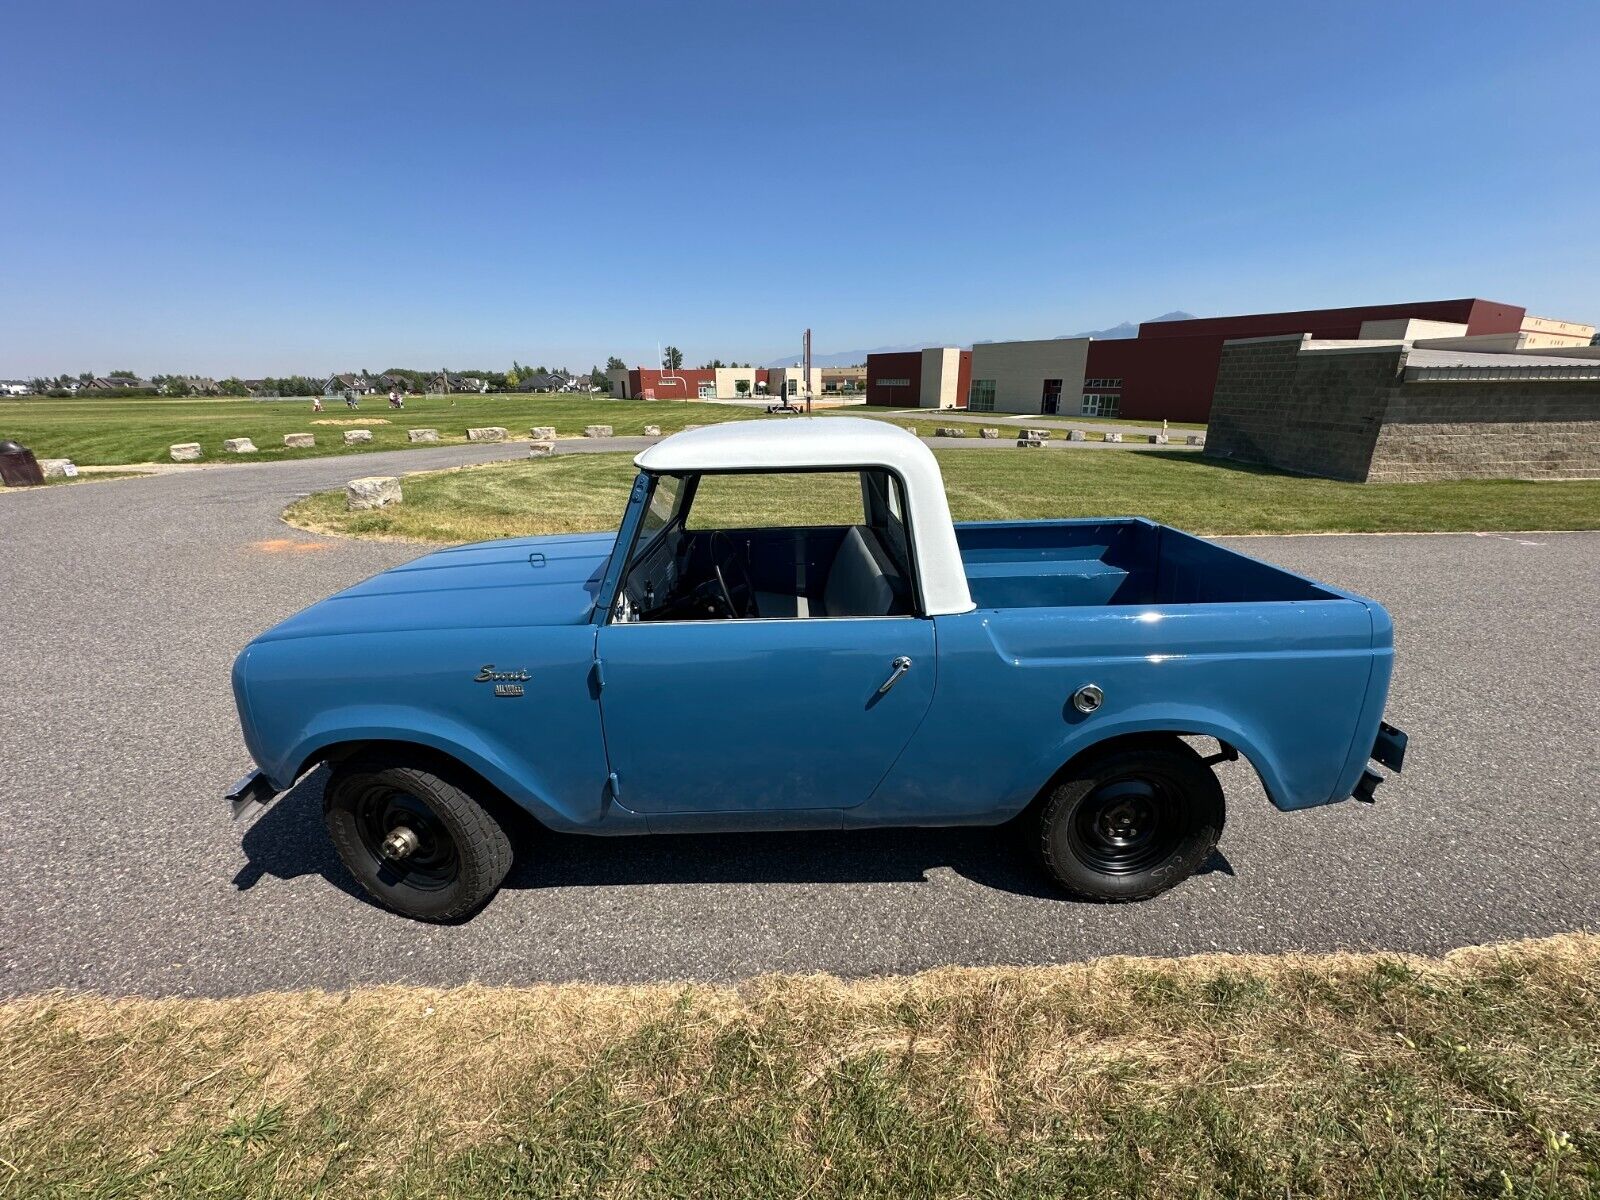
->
(21, 358), (641, 397)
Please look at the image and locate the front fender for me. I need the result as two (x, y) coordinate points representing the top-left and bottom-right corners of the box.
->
(269, 705), (609, 833)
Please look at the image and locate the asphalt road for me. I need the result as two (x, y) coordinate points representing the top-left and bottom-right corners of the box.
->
(2, 445), (1596, 996)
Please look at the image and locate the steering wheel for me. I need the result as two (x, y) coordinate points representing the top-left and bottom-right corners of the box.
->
(709, 531), (756, 618)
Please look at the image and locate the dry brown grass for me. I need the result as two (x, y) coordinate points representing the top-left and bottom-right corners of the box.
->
(3, 935), (1598, 1197)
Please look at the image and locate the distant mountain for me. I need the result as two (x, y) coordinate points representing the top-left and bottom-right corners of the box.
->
(1063, 311), (1196, 340)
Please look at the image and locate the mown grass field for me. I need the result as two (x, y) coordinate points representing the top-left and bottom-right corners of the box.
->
(0, 391), (1202, 471)
(0, 393), (769, 466)
(2, 936), (1595, 1198)
(286, 447), (1600, 541)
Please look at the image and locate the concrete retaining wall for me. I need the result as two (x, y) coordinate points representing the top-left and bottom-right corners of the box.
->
(1205, 336), (1600, 482)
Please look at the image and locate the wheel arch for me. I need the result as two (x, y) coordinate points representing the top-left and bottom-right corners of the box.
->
(302, 738), (540, 831)
(1014, 718), (1288, 819)
(273, 709), (598, 831)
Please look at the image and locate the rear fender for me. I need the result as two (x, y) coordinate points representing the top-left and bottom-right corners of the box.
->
(1005, 706), (1295, 816)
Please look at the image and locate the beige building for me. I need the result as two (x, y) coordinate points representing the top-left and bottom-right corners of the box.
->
(820, 365), (866, 391)
(763, 366), (823, 400)
(966, 337), (1092, 415)
(1519, 314), (1595, 345)
(1356, 315), (1597, 354)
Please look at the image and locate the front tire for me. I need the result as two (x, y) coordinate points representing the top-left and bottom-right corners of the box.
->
(1038, 741), (1224, 902)
(324, 759), (513, 921)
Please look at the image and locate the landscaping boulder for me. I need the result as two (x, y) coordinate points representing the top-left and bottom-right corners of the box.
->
(933, 426), (966, 438)
(345, 475), (402, 511)
(1017, 436), (1047, 449)
(169, 443), (202, 462)
(528, 441), (555, 458)
(343, 429), (373, 445)
(282, 433), (315, 449)
(529, 426), (557, 440)
(39, 458), (77, 478)
(979, 427), (1001, 439)
(584, 424), (613, 438)
(643, 425), (661, 437)
(1021, 428), (1051, 440)
(467, 426), (507, 442)
(407, 428), (439, 443)
(1068, 429), (1086, 442)
(1104, 431), (1123, 443)
(1186, 433), (1205, 446)
(1148, 433), (1170, 445)
(223, 437), (257, 454)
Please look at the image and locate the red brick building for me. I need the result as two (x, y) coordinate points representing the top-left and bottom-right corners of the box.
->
(877, 300), (1585, 422)
(865, 348), (972, 409)
(1093, 299), (1530, 422)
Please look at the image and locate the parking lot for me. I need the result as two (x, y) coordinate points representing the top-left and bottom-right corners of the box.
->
(2, 447), (1597, 997)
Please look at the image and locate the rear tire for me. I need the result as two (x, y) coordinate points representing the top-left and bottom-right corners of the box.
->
(324, 759), (513, 921)
(1038, 741), (1224, 902)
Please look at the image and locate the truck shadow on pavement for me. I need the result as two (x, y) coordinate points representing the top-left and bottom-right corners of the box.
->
(233, 767), (1234, 912)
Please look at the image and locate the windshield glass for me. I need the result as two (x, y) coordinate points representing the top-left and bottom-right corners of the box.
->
(638, 473), (681, 544)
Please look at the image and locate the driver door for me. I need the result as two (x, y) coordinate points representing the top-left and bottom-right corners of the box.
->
(595, 615), (935, 815)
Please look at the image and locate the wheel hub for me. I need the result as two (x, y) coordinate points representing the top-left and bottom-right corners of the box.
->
(353, 787), (461, 890)
(1070, 777), (1181, 875)
(381, 825), (421, 860)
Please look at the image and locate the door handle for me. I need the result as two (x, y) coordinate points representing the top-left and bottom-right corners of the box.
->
(876, 655), (913, 695)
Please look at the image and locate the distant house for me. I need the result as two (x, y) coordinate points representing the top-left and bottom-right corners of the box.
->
(517, 371), (570, 393)
(324, 374), (378, 397)
(162, 376), (222, 396)
(0, 380), (30, 396)
(87, 376), (153, 391)
(430, 373), (489, 394)
(377, 373), (415, 394)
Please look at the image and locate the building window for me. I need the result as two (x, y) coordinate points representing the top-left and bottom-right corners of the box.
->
(873, 377), (911, 388)
(969, 379), (996, 411)
(1081, 393), (1121, 418)
(697, 382), (715, 398)
(1084, 377), (1124, 390)
(786, 380), (797, 396)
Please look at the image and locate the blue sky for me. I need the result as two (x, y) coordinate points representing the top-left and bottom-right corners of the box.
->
(3, 0), (1597, 377)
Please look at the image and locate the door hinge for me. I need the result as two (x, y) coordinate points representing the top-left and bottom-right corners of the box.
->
(607, 771), (621, 800)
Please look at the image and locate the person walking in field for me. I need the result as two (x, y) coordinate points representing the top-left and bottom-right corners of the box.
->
(312, 395), (324, 412)
(388, 389), (403, 410)
(344, 388), (359, 410)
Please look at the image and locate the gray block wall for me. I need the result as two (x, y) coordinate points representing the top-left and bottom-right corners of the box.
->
(1205, 338), (1600, 482)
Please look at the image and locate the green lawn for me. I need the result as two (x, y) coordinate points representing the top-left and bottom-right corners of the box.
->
(0, 393), (1212, 469)
(286, 447), (1600, 542)
(0, 393), (768, 466)
(3, 935), (1595, 1198)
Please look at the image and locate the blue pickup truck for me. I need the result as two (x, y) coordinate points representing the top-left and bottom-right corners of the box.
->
(228, 418), (1406, 920)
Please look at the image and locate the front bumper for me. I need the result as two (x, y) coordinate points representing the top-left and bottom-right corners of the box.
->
(226, 769), (281, 819)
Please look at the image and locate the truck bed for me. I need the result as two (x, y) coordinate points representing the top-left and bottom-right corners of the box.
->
(958, 518), (1340, 609)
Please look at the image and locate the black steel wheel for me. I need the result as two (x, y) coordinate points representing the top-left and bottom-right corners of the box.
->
(324, 758), (513, 921)
(1038, 740), (1224, 902)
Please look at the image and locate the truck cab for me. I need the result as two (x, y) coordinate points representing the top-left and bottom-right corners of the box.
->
(229, 418), (1406, 921)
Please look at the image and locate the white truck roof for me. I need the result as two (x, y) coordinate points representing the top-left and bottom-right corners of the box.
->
(635, 417), (975, 616)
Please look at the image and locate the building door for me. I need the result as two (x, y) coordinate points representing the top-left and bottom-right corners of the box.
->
(1041, 379), (1062, 414)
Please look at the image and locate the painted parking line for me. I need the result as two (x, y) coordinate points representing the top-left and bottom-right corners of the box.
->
(1472, 533), (1546, 546)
